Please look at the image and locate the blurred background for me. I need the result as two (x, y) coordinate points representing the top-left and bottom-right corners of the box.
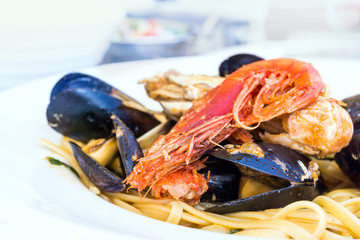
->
(1, 0), (359, 90)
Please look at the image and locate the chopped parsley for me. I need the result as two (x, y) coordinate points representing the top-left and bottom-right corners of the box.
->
(47, 157), (79, 178)
(230, 228), (241, 234)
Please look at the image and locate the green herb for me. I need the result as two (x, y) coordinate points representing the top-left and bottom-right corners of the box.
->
(230, 228), (241, 234)
(47, 157), (79, 178)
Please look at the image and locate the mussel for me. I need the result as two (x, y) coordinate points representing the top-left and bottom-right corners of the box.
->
(50, 72), (145, 110)
(69, 114), (148, 192)
(335, 133), (360, 188)
(342, 94), (360, 131)
(334, 94), (360, 187)
(47, 73), (160, 142)
(112, 114), (143, 177)
(203, 142), (321, 213)
(199, 158), (241, 203)
(46, 73), (171, 193)
(219, 53), (264, 77)
(70, 141), (126, 192)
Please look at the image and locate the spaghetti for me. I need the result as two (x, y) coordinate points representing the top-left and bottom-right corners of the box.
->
(41, 137), (360, 239)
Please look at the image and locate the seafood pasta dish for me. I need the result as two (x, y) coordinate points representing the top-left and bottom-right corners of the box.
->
(42, 54), (360, 239)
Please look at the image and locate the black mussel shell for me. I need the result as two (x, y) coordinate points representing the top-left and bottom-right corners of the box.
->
(354, 128), (360, 136)
(51, 73), (113, 100)
(47, 88), (159, 142)
(112, 115), (143, 177)
(50, 73), (142, 107)
(342, 94), (360, 130)
(219, 53), (264, 77)
(207, 142), (312, 183)
(70, 142), (125, 192)
(206, 184), (319, 213)
(335, 133), (360, 187)
(199, 158), (241, 202)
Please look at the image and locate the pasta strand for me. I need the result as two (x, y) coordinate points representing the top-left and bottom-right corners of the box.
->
(271, 200), (327, 239)
(166, 201), (183, 224)
(179, 202), (317, 240)
(314, 196), (360, 238)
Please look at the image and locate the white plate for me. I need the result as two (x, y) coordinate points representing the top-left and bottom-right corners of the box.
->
(0, 52), (359, 240)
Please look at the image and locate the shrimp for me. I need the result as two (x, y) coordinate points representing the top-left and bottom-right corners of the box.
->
(125, 58), (324, 204)
(260, 97), (353, 158)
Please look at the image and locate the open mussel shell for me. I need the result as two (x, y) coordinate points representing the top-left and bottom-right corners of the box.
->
(207, 142), (312, 183)
(199, 158), (241, 203)
(219, 53), (264, 77)
(47, 88), (160, 142)
(206, 184), (319, 213)
(70, 142), (125, 192)
(112, 115), (143, 177)
(335, 133), (360, 187)
(203, 142), (322, 213)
